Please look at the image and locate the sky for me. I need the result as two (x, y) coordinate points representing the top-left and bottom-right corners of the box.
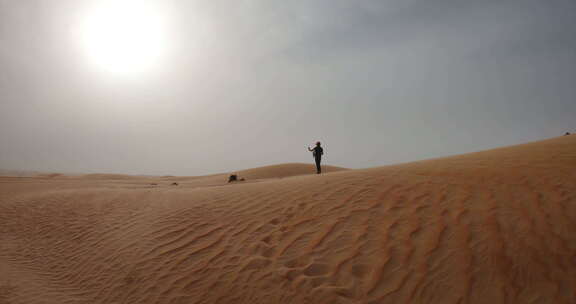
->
(1, 0), (575, 176)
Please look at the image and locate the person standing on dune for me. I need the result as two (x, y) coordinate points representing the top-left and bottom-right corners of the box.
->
(308, 141), (324, 174)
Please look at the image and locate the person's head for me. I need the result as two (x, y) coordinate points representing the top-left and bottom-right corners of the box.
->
(316, 141), (321, 146)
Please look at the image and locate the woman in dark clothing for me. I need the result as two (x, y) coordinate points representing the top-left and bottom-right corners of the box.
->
(308, 141), (324, 174)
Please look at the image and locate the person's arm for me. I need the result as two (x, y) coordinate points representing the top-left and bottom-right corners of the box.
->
(308, 147), (313, 151)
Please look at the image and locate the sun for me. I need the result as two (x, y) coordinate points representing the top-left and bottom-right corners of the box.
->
(79, 0), (169, 76)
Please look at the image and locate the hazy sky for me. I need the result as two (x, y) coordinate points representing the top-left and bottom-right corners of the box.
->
(1, 0), (575, 175)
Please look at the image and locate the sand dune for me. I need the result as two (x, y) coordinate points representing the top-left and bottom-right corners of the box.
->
(237, 163), (347, 179)
(1, 136), (575, 303)
(78, 174), (150, 180)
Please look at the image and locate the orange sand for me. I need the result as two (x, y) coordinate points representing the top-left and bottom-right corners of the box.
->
(1, 137), (575, 303)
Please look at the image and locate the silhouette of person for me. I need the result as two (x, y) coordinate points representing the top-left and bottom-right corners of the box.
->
(308, 141), (324, 174)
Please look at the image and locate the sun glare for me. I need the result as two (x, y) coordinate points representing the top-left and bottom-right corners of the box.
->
(80, 0), (169, 76)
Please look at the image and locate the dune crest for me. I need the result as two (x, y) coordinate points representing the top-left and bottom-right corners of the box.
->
(237, 163), (347, 179)
(1, 136), (575, 303)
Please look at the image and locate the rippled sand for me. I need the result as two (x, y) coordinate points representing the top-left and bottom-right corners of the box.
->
(1, 137), (575, 303)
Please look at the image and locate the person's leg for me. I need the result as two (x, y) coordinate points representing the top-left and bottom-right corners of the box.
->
(315, 157), (321, 174)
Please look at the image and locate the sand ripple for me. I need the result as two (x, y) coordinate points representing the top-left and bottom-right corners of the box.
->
(1, 137), (575, 303)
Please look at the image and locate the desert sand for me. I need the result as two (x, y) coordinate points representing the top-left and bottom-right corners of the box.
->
(1, 136), (575, 303)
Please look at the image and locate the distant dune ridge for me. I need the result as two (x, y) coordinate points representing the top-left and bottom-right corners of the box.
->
(0, 136), (575, 303)
(237, 163), (347, 179)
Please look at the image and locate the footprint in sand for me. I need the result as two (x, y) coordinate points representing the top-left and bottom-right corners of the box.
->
(269, 218), (281, 225)
(302, 263), (330, 277)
